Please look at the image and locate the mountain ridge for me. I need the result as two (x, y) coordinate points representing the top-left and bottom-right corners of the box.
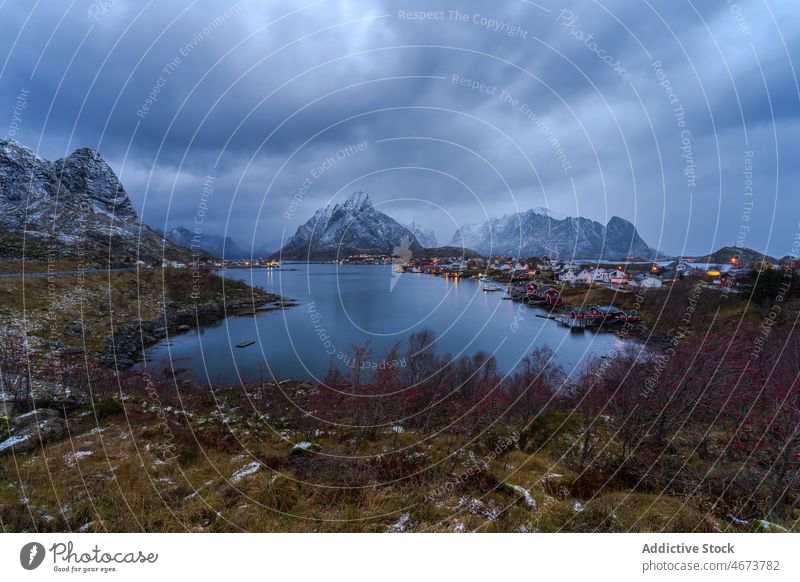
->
(0, 139), (196, 265)
(165, 226), (252, 259)
(450, 209), (657, 260)
(405, 221), (438, 248)
(275, 191), (424, 260)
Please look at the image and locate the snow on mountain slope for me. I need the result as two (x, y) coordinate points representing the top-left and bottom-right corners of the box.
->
(450, 209), (655, 259)
(275, 192), (423, 260)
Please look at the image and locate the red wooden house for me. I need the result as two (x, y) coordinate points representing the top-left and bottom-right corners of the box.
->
(537, 285), (563, 305)
(589, 305), (623, 319)
(617, 310), (640, 322)
(569, 307), (591, 319)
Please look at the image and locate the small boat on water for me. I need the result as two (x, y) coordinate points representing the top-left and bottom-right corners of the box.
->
(482, 283), (503, 292)
(478, 274), (492, 283)
(235, 340), (256, 348)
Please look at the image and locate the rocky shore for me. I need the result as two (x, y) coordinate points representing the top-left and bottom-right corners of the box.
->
(102, 294), (299, 368)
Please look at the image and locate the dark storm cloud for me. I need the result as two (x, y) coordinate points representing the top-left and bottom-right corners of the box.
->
(1, 0), (798, 257)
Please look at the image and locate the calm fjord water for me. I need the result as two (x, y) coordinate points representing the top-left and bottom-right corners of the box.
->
(137, 264), (620, 384)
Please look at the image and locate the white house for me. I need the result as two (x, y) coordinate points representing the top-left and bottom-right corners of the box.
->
(606, 269), (629, 286)
(592, 268), (610, 283)
(631, 273), (663, 289)
(576, 269), (595, 285)
(559, 269), (578, 284)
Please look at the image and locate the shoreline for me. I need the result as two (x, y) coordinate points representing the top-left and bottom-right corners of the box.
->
(106, 294), (299, 369)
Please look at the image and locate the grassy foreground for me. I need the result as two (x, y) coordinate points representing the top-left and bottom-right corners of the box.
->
(0, 383), (758, 533)
(1, 368), (795, 533)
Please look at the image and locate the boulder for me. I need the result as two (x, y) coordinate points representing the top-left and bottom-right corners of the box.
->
(0, 408), (68, 455)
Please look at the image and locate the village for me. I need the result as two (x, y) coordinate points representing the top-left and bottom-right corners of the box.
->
(389, 251), (785, 332)
(157, 257), (281, 270)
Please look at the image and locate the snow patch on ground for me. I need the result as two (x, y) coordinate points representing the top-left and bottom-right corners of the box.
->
(0, 434), (31, 452)
(508, 484), (536, 508)
(728, 514), (748, 526)
(756, 520), (786, 532)
(230, 461), (261, 483)
(80, 427), (105, 438)
(65, 450), (93, 467)
(388, 513), (411, 533)
(458, 497), (499, 521)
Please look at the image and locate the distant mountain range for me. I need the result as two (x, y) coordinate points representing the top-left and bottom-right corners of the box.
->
(275, 191), (424, 260)
(450, 208), (657, 260)
(163, 226), (267, 259)
(276, 193), (658, 260)
(0, 139), (195, 264)
(405, 221), (438, 248)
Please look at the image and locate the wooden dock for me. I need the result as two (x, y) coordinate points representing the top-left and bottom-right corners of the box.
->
(537, 313), (595, 329)
(554, 314), (594, 328)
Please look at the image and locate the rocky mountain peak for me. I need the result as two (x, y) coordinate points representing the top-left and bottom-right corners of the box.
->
(405, 221), (438, 248)
(342, 190), (372, 211)
(0, 139), (193, 264)
(0, 138), (44, 164)
(275, 191), (422, 260)
(607, 215), (630, 228)
(50, 147), (137, 221)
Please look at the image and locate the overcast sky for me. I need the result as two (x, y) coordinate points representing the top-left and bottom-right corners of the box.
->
(1, 0), (798, 257)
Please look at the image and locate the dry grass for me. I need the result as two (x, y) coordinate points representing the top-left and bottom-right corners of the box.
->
(0, 268), (270, 354)
(1, 394), (783, 533)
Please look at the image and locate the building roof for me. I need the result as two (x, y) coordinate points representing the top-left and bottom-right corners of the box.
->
(593, 305), (623, 314)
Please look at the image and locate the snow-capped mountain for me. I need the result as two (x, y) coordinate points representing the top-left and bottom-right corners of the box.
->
(0, 139), (194, 264)
(450, 209), (656, 259)
(405, 221), (438, 248)
(165, 226), (251, 259)
(276, 191), (423, 260)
